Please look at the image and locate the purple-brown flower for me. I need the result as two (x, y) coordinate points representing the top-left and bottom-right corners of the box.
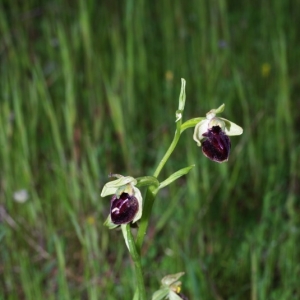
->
(193, 104), (243, 163)
(101, 175), (143, 229)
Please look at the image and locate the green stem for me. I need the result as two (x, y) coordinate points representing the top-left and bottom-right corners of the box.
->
(136, 120), (182, 252)
(132, 80), (187, 298)
(154, 128), (181, 178)
(125, 224), (146, 300)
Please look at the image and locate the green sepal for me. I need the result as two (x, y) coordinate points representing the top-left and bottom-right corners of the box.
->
(101, 176), (137, 197)
(103, 214), (119, 230)
(180, 117), (205, 133)
(152, 287), (169, 300)
(156, 165), (195, 191)
(135, 176), (160, 188)
(161, 272), (185, 286)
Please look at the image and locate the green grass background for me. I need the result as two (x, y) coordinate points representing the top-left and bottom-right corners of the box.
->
(1, 1), (300, 299)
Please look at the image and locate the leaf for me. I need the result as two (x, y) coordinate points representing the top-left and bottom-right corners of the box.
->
(157, 165), (195, 191)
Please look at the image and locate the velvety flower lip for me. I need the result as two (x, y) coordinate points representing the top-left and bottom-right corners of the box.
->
(110, 193), (139, 225)
(201, 125), (231, 163)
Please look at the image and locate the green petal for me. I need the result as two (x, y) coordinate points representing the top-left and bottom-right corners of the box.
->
(193, 119), (209, 146)
(215, 103), (225, 114)
(206, 103), (225, 120)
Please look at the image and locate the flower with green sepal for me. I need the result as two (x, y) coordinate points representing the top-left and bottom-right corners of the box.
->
(101, 174), (143, 229)
(193, 104), (243, 163)
(152, 272), (188, 300)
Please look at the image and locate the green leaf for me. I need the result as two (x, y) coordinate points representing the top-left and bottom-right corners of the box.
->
(157, 165), (195, 191)
(135, 176), (160, 188)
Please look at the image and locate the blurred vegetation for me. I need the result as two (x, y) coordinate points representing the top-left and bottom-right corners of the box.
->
(1, 0), (300, 299)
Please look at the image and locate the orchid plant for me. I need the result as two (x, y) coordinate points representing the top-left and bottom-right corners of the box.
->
(101, 79), (243, 299)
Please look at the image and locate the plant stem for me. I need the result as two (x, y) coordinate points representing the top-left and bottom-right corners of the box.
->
(126, 224), (146, 300)
(136, 120), (182, 252)
(133, 80), (186, 298)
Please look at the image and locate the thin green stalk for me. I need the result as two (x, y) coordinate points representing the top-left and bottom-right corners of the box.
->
(136, 119), (182, 253)
(125, 225), (146, 300)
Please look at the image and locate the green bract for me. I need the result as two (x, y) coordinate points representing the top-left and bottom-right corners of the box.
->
(176, 78), (186, 122)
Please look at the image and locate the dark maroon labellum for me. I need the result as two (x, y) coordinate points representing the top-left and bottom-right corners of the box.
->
(201, 126), (231, 163)
(177, 293), (189, 300)
(110, 193), (139, 225)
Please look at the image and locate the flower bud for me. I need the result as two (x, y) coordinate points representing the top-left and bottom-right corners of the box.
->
(152, 272), (186, 300)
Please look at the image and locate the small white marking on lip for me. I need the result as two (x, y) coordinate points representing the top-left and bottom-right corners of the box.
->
(120, 199), (129, 206)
